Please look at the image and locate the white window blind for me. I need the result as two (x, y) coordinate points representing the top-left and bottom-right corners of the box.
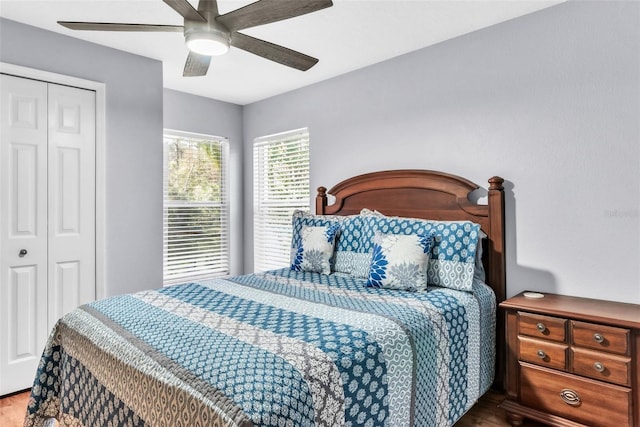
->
(163, 131), (229, 285)
(253, 128), (310, 272)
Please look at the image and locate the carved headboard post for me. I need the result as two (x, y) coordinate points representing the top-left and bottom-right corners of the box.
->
(487, 176), (506, 305)
(315, 186), (328, 214)
(487, 176), (506, 391)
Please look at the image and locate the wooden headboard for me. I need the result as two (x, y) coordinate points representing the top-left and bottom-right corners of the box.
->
(315, 169), (506, 389)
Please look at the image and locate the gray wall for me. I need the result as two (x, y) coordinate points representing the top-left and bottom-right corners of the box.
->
(163, 89), (244, 275)
(3, 1), (638, 304)
(243, 1), (640, 304)
(1, 18), (164, 297)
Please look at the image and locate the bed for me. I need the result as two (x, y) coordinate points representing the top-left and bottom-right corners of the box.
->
(25, 169), (506, 427)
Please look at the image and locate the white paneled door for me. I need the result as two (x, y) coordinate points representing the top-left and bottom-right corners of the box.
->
(0, 74), (96, 395)
(0, 75), (48, 397)
(47, 83), (96, 328)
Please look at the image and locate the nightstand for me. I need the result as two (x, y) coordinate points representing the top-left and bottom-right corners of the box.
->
(499, 292), (640, 427)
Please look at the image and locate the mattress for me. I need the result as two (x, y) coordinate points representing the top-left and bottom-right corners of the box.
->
(25, 268), (495, 427)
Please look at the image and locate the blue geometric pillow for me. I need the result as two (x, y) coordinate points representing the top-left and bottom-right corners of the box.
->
(360, 212), (481, 291)
(426, 221), (481, 291)
(291, 224), (340, 275)
(332, 215), (370, 276)
(366, 231), (434, 291)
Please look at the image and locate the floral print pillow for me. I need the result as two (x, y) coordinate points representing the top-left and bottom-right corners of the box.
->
(289, 210), (367, 276)
(366, 231), (434, 291)
(291, 224), (340, 275)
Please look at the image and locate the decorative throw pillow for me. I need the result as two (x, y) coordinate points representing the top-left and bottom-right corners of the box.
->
(290, 210), (342, 262)
(332, 215), (369, 276)
(427, 221), (482, 291)
(291, 224), (339, 274)
(290, 210), (368, 275)
(359, 211), (481, 291)
(366, 231), (434, 291)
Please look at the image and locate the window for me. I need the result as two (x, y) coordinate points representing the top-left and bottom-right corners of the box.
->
(253, 128), (310, 272)
(163, 131), (229, 285)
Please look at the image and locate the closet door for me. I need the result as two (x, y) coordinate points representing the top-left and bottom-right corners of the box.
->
(0, 75), (49, 395)
(0, 76), (96, 395)
(47, 84), (96, 327)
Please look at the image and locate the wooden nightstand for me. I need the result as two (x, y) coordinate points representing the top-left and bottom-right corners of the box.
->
(499, 292), (640, 427)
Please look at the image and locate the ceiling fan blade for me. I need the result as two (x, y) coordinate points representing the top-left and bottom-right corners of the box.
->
(183, 51), (212, 77)
(197, 0), (219, 15)
(58, 22), (184, 32)
(218, 0), (333, 32)
(163, 0), (206, 22)
(231, 32), (318, 71)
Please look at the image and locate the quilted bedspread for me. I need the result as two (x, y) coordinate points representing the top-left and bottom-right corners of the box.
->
(24, 268), (495, 427)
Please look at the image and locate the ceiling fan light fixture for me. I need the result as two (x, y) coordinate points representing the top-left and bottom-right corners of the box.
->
(186, 31), (229, 56)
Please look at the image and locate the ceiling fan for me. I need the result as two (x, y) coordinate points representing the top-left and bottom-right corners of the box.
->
(58, 0), (333, 77)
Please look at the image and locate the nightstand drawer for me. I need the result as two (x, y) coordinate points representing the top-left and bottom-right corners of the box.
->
(520, 363), (632, 427)
(572, 321), (630, 355)
(518, 336), (567, 370)
(572, 347), (631, 386)
(518, 312), (567, 342)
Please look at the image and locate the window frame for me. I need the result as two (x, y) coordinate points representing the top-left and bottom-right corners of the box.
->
(253, 128), (310, 272)
(163, 129), (230, 285)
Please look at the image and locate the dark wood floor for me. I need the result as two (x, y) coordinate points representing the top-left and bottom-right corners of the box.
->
(453, 390), (545, 427)
(1, 389), (545, 426)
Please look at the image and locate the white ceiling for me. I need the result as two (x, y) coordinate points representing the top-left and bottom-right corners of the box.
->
(0, 0), (564, 105)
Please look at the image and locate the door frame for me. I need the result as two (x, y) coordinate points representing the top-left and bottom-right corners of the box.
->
(1, 62), (106, 300)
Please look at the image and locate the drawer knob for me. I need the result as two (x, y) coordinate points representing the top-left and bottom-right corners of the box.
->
(593, 362), (605, 372)
(536, 350), (547, 359)
(593, 333), (605, 343)
(536, 323), (546, 332)
(560, 389), (582, 406)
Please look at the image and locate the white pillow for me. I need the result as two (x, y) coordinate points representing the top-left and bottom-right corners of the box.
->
(366, 231), (433, 291)
(290, 224), (339, 275)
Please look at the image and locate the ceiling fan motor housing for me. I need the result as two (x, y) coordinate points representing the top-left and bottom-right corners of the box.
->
(184, 15), (230, 56)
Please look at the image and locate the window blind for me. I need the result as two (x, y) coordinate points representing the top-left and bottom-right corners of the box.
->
(163, 131), (229, 285)
(253, 128), (310, 272)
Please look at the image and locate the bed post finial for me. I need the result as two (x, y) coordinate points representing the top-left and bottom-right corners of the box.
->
(489, 176), (504, 191)
(316, 186), (327, 214)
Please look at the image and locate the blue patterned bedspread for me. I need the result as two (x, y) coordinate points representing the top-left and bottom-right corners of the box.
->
(25, 268), (495, 427)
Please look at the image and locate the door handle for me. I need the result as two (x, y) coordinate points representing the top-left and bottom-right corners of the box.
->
(19, 249), (27, 257)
